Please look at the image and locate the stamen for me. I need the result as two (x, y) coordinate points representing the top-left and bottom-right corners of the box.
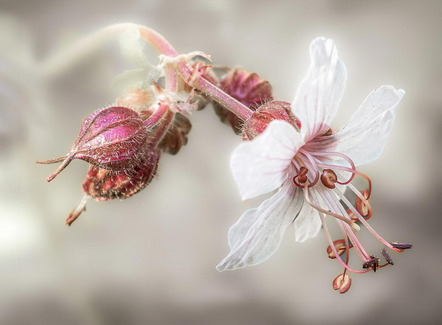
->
(347, 209), (359, 222)
(303, 184), (359, 231)
(320, 169), (337, 189)
(334, 187), (403, 252)
(293, 166), (308, 188)
(297, 149), (320, 187)
(323, 128), (333, 136)
(356, 189), (372, 219)
(309, 151), (357, 185)
(362, 255), (380, 272)
(327, 239), (347, 259)
(320, 188), (369, 260)
(381, 248), (394, 265)
(391, 242), (413, 250)
(318, 210), (370, 274)
(332, 273), (352, 294)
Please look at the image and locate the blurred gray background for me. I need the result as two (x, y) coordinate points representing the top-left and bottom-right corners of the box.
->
(0, 0), (441, 324)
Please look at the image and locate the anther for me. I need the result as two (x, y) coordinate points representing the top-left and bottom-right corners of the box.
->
(346, 209), (359, 222)
(320, 169), (337, 189)
(327, 239), (348, 259)
(381, 248), (394, 265)
(293, 167), (308, 187)
(391, 242), (413, 250)
(323, 128), (333, 136)
(356, 190), (371, 219)
(362, 255), (380, 272)
(332, 273), (352, 294)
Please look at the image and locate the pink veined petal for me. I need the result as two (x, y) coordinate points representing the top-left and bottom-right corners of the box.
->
(216, 173), (304, 271)
(230, 120), (304, 201)
(331, 85), (405, 166)
(292, 37), (347, 142)
(293, 200), (322, 242)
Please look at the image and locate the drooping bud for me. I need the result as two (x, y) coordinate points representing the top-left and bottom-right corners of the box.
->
(213, 67), (273, 134)
(158, 113), (192, 155)
(332, 273), (352, 294)
(242, 101), (300, 141)
(38, 106), (149, 182)
(83, 148), (160, 202)
(64, 148), (160, 226)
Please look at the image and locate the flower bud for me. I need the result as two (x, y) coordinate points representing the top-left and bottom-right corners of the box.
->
(65, 148), (160, 226)
(83, 148), (160, 202)
(242, 101), (300, 141)
(158, 113), (192, 155)
(213, 67), (273, 134)
(38, 106), (148, 182)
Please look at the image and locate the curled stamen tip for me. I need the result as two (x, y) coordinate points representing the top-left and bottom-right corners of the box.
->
(381, 248), (394, 265)
(332, 273), (351, 294)
(293, 167), (309, 187)
(320, 169), (337, 189)
(391, 242), (413, 250)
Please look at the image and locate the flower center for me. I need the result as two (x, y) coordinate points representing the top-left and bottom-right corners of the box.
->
(289, 145), (411, 279)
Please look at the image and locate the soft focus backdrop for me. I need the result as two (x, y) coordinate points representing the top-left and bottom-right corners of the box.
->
(1, 0), (441, 324)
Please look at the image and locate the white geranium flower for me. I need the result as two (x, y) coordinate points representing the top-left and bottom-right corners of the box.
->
(217, 38), (410, 291)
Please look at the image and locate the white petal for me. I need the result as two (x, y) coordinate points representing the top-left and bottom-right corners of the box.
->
(293, 201), (322, 242)
(217, 176), (304, 271)
(231, 120), (304, 201)
(292, 37), (347, 141)
(332, 85), (404, 166)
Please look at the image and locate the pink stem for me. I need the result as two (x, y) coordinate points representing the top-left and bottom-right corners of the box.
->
(175, 61), (253, 120)
(144, 103), (170, 128)
(135, 25), (253, 120)
(150, 108), (174, 147)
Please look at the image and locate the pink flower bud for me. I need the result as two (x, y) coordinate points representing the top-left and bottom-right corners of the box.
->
(38, 106), (149, 182)
(158, 113), (192, 155)
(213, 67), (273, 134)
(242, 101), (300, 141)
(83, 149), (160, 202)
